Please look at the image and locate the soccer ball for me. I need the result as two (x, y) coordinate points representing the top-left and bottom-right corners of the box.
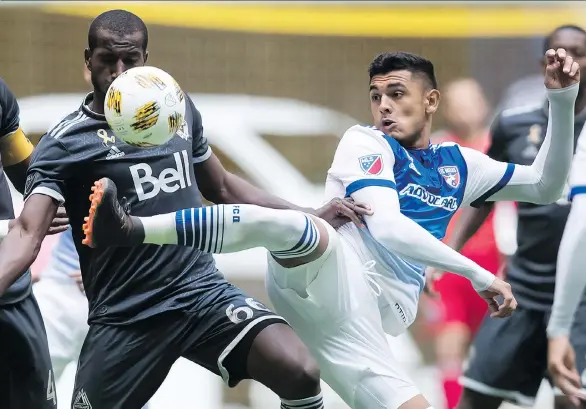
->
(104, 66), (186, 147)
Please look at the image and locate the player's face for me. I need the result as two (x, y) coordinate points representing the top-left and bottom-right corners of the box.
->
(544, 28), (586, 86)
(85, 29), (148, 96)
(369, 70), (439, 148)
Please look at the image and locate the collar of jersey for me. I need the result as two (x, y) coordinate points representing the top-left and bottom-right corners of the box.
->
(384, 134), (434, 156)
(81, 92), (106, 121)
(406, 144), (434, 163)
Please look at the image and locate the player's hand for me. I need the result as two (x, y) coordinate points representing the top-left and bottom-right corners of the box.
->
(548, 335), (586, 405)
(69, 270), (84, 294)
(477, 277), (517, 318)
(47, 206), (69, 235)
(423, 266), (443, 298)
(544, 48), (580, 89)
(315, 197), (373, 229)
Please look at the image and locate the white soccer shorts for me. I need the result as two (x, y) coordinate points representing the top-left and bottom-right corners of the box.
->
(266, 220), (421, 409)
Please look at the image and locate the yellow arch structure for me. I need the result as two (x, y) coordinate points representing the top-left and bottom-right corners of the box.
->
(41, 2), (586, 38)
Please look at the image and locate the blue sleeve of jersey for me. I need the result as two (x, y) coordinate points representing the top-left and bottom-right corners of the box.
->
(469, 162), (516, 207)
(570, 186), (586, 201)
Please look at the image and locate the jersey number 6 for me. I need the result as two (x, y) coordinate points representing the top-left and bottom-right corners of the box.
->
(226, 297), (271, 324)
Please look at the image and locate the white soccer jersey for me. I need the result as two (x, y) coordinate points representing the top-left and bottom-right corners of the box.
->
(548, 114), (586, 338)
(326, 84), (577, 333)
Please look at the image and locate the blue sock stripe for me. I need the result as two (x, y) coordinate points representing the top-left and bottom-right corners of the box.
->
(213, 205), (221, 253)
(204, 207), (211, 253)
(191, 208), (198, 247)
(277, 218), (316, 257)
(273, 217), (310, 255)
(200, 207), (207, 251)
(219, 206), (226, 253)
(272, 217), (320, 258)
(186, 208), (195, 247)
(209, 206), (217, 253)
(289, 219), (319, 257)
(175, 210), (185, 246)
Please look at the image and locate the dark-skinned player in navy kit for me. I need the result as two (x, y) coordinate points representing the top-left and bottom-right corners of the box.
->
(0, 10), (372, 409)
(0, 77), (69, 408)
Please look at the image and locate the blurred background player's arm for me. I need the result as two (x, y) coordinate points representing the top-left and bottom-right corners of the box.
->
(0, 77), (34, 194)
(548, 128), (586, 339)
(545, 109), (586, 401)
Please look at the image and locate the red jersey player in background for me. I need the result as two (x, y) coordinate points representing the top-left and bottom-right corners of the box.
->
(426, 78), (504, 409)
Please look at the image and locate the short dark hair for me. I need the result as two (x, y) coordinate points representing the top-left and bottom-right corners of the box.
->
(368, 51), (438, 89)
(88, 9), (148, 52)
(543, 25), (586, 53)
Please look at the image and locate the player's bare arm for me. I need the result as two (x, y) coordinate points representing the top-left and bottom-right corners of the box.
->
(0, 194), (58, 294)
(193, 149), (372, 229)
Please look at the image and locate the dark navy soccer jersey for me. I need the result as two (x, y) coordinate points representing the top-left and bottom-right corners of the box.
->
(25, 93), (223, 325)
(488, 102), (586, 310)
(0, 77), (32, 305)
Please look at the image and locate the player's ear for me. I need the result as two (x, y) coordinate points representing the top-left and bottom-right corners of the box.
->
(84, 48), (92, 71)
(144, 51), (149, 65)
(425, 89), (440, 115)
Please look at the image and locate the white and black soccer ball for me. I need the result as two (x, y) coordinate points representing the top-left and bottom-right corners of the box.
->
(104, 66), (186, 147)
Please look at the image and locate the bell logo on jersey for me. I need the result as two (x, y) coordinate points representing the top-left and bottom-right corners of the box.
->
(130, 150), (192, 201)
(438, 166), (460, 189)
(400, 183), (458, 211)
(359, 154), (384, 175)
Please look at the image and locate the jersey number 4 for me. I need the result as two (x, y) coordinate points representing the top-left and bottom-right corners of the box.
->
(47, 369), (56, 406)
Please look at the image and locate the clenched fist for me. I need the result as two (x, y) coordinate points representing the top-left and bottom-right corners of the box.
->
(544, 48), (580, 89)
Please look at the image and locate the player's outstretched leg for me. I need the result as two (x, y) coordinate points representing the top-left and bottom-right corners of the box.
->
(83, 178), (328, 267)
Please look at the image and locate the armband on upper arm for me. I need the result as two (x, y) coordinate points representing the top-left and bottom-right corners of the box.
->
(0, 127), (33, 166)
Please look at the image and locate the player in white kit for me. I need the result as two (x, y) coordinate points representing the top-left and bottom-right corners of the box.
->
(547, 55), (586, 405)
(82, 49), (578, 409)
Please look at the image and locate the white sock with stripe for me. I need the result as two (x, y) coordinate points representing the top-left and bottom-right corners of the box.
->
(140, 204), (320, 258)
(281, 393), (324, 409)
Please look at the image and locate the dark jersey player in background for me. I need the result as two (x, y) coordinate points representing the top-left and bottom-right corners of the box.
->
(452, 25), (586, 409)
(0, 78), (64, 408)
(0, 10), (370, 409)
